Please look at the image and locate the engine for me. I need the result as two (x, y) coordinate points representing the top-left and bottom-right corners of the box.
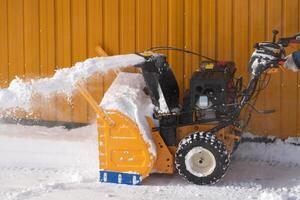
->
(186, 61), (239, 121)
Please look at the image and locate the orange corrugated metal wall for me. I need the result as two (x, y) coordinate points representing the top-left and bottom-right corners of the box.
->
(0, 0), (300, 138)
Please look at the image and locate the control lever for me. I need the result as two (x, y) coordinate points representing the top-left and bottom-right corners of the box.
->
(247, 103), (276, 115)
(259, 109), (276, 115)
(292, 33), (300, 43)
(272, 29), (279, 42)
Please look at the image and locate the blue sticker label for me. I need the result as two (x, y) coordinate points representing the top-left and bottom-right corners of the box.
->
(99, 171), (141, 185)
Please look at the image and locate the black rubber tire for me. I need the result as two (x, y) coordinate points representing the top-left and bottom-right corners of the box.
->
(175, 132), (230, 185)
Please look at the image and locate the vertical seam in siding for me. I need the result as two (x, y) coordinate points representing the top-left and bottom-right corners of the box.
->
(6, 0), (9, 83)
(263, 0), (267, 124)
(102, 0), (105, 50)
(280, 0), (285, 135)
(297, 0), (300, 134)
(248, 0), (251, 57)
(85, 0), (89, 120)
(199, 0), (202, 62)
(167, 0), (169, 58)
(70, 0), (74, 120)
(86, 0), (89, 55)
(134, 0), (136, 52)
(101, 0), (104, 91)
(70, 0), (73, 64)
(38, 0), (41, 76)
(53, 0), (57, 121)
(117, 0), (120, 54)
(150, 0), (152, 48)
(135, 0), (137, 52)
(264, 0), (267, 40)
(150, 0), (153, 48)
(22, 0), (25, 77)
(231, 0), (235, 61)
(247, 0), (252, 132)
(54, 0), (57, 69)
(280, 0), (284, 134)
(215, 0), (218, 60)
(246, 0), (249, 67)
(183, 0), (186, 91)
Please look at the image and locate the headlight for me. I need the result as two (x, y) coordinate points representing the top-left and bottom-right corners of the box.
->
(195, 96), (211, 109)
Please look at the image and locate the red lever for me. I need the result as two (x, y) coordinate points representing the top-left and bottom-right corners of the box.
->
(289, 39), (300, 44)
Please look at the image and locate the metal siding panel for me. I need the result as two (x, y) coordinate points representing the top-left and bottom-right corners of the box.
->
(233, 0), (250, 132)
(298, 0), (300, 136)
(233, 0), (249, 80)
(0, 0), (300, 137)
(120, 0), (136, 73)
(184, 0), (192, 90)
(87, 0), (104, 122)
(201, 0), (216, 60)
(264, 0), (282, 136)
(7, 0), (26, 118)
(24, 0), (41, 119)
(103, 0), (119, 91)
(136, 0), (152, 52)
(71, 0), (88, 123)
(39, 0), (56, 121)
(217, 0), (233, 61)
(8, 0), (25, 81)
(120, 0), (135, 54)
(191, 0), (200, 73)
(24, 0), (40, 78)
(0, 0), (8, 88)
(152, 0), (168, 55)
(281, 0), (298, 137)
(55, 0), (72, 122)
(247, 0), (266, 135)
(168, 0), (184, 101)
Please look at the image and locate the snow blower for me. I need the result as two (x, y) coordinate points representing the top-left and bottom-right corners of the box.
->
(78, 30), (300, 185)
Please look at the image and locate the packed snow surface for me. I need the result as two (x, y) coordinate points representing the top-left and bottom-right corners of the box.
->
(100, 72), (156, 157)
(1, 122), (300, 200)
(0, 54), (145, 114)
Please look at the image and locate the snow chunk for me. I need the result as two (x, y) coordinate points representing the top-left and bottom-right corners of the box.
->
(100, 72), (157, 158)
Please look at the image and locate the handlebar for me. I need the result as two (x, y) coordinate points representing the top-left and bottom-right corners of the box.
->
(249, 30), (300, 75)
(278, 32), (300, 47)
(271, 29), (300, 46)
(212, 30), (300, 131)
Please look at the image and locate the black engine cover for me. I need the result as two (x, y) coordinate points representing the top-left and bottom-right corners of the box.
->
(189, 61), (236, 119)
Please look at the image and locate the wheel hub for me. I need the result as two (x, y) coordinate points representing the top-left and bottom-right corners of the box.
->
(184, 146), (216, 177)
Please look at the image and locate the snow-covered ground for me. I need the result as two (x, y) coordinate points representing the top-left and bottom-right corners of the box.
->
(0, 122), (300, 200)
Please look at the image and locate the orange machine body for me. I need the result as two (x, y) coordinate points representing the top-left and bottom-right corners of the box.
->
(77, 82), (174, 184)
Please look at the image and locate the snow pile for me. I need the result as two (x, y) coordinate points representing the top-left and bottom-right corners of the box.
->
(235, 140), (300, 166)
(235, 134), (300, 166)
(100, 72), (156, 157)
(0, 54), (145, 114)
